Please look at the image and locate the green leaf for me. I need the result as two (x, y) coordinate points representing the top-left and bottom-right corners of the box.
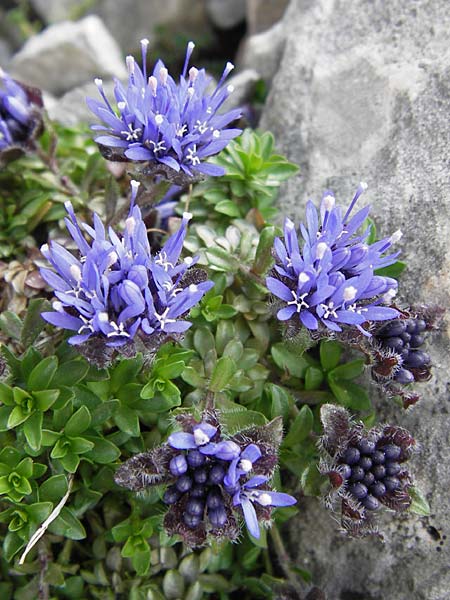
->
(65, 405), (91, 436)
(3, 531), (24, 561)
(283, 405), (314, 446)
(375, 261), (406, 279)
(193, 326), (216, 359)
(329, 359), (365, 380)
(0, 382), (14, 406)
(7, 405), (29, 429)
(27, 501), (53, 525)
(205, 247), (239, 272)
(253, 225), (280, 275)
(220, 409), (267, 435)
(301, 463), (326, 496)
(33, 389), (60, 411)
(156, 360), (185, 380)
(51, 359), (89, 388)
(328, 379), (371, 411)
(209, 356), (236, 392)
(409, 486), (431, 516)
(271, 343), (308, 378)
(69, 437), (95, 454)
(23, 410), (43, 451)
(319, 340), (343, 371)
(266, 383), (291, 420)
(132, 548), (151, 576)
(304, 366), (324, 390)
(110, 355), (143, 393)
(27, 356), (58, 391)
(59, 452), (80, 473)
(39, 474), (68, 502)
(111, 519), (133, 543)
(149, 384), (182, 412)
(20, 298), (51, 346)
(49, 507), (86, 540)
(363, 217), (377, 245)
(84, 436), (121, 464)
(0, 311), (22, 341)
(214, 199), (241, 217)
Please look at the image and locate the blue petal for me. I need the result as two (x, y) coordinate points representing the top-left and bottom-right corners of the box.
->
(255, 491), (297, 507)
(167, 432), (196, 450)
(241, 497), (260, 539)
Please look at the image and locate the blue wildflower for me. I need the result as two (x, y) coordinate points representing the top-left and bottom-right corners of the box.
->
(232, 475), (297, 539)
(87, 39), (242, 178)
(40, 180), (213, 348)
(0, 68), (43, 160)
(266, 183), (401, 335)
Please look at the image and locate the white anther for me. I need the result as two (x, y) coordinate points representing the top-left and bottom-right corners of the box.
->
(193, 428), (209, 446)
(360, 181), (368, 190)
(227, 84), (234, 93)
(107, 251), (118, 268)
(343, 286), (357, 302)
(53, 301), (63, 312)
(257, 492), (272, 506)
(298, 272), (310, 284)
(125, 216), (136, 234)
(126, 56), (135, 74)
(184, 257), (194, 265)
(189, 66), (199, 82)
(98, 312), (109, 323)
(117, 101), (126, 111)
(239, 459), (252, 473)
(148, 75), (158, 96)
(40, 244), (49, 254)
(159, 67), (168, 85)
(316, 242), (328, 259)
(189, 284), (198, 293)
(187, 41), (195, 52)
(390, 229), (403, 244)
(183, 212), (193, 220)
(140, 38), (149, 47)
(69, 264), (82, 282)
(187, 87), (195, 97)
(285, 218), (295, 230)
(213, 129), (221, 138)
(323, 194), (335, 212)
(155, 114), (164, 125)
(130, 180), (140, 192)
(94, 78), (103, 87)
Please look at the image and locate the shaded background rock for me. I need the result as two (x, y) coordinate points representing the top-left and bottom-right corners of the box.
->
(9, 15), (126, 95)
(258, 1), (450, 598)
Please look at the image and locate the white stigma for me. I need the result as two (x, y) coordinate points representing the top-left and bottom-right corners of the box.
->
(257, 493), (272, 507)
(70, 264), (82, 282)
(187, 41), (195, 52)
(213, 129), (221, 138)
(125, 216), (136, 234)
(298, 272), (310, 284)
(189, 66), (199, 82)
(126, 56), (135, 74)
(98, 312), (109, 323)
(343, 286), (358, 302)
(189, 284), (198, 293)
(140, 38), (149, 47)
(323, 194), (335, 211)
(53, 301), (63, 312)
(159, 67), (168, 85)
(117, 101), (126, 111)
(239, 459), (252, 473)
(227, 84), (235, 93)
(184, 257), (194, 265)
(187, 87), (195, 97)
(130, 179), (140, 192)
(107, 251), (118, 267)
(155, 114), (164, 125)
(148, 75), (158, 95)
(360, 181), (368, 191)
(285, 218), (295, 230)
(94, 78), (103, 87)
(225, 61), (234, 75)
(390, 229), (403, 244)
(41, 243), (49, 254)
(316, 242), (328, 259)
(193, 428), (209, 446)
(183, 212), (193, 221)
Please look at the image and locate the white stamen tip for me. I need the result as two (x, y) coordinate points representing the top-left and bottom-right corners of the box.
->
(298, 272), (310, 283)
(187, 41), (195, 51)
(189, 66), (199, 82)
(285, 218), (295, 230)
(40, 244), (49, 254)
(187, 87), (195, 97)
(189, 284), (198, 293)
(323, 194), (335, 211)
(257, 492), (272, 507)
(125, 216), (136, 234)
(193, 428), (209, 446)
(184, 257), (194, 265)
(227, 84), (234, 93)
(108, 251), (118, 267)
(213, 129), (221, 138)
(155, 114), (164, 125)
(226, 61), (234, 72)
(126, 56), (135, 73)
(316, 242), (328, 259)
(94, 78), (103, 87)
(98, 312), (109, 322)
(239, 459), (252, 473)
(159, 67), (168, 85)
(140, 38), (149, 47)
(183, 212), (193, 221)
(343, 286), (358, 302)
(130, 180), (140, 191)
(117, 101), (126, 111)
(390, 229), (403, 244)
(69, 264), (82, 282)
(148, 75), (158, 95)
(53, 301), (63, 312)
(360, 181), (368, 190)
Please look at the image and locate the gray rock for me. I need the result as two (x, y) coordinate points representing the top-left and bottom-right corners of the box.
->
(261, 1), (450, 598)
(47, 80), (117, 127)
(95, 0), (207, 53)
(224, 68), (260, 110)
(30, 0), (84, 23)
(0, 38), (11, 67)
(9, 16), (126, 96)
(238, 20), (286, 84)
(246, 0), (289, 34)
(206, 0), (246, 29)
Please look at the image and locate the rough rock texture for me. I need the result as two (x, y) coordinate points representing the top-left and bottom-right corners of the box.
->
(206, 0), (246, 29)
(47, 80), (117, 126)
(30, 0), (83, 23)
(238, 21), (286, 83)
(260, 1), (450, 599)
(9, 16), (126, 96)
(246, 0), (290, 34)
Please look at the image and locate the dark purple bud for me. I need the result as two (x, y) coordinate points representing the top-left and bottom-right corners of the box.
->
(369, 482), (386, 497)
(193, 467), (208, 484)
(378, 320), (407, 337)
(362, 472), (375, 487)
(349, 483), (368, 499)
(372, 465), (386, 480)
(361, 494), (380, 511)
(382, 444), (401, 460)
(176, 475), (193, 493)
(410, 334), (425, 348)
(186, 497), (205, 516)
(190, 484), (206, 498)
(208, 506), (227, 528)
(163, 485), (181, 505)
(413, 319), (426, 333)
(208, 464), (226, 485)
(187, 449), (206, 468)
(169, 454), (188, 476)
(394, 368), (414, 384)
(384, 336), (404, 351)
(206, 488), (223, 509)
(357, 439), (376, 454)
(384, 476), (401, 492)
(403, 350), (431, 368)
(399, 332), (411, 344)
(350, 466), (365, 481)
(341, 464), (352, 479)
(405, 320), (416, 334)
(385, 461), (401, 476)
(183, 512), (202, 528)
(372, 450), (385, 464)
(359, 456), (373, 471)
(343, 447), (360, 465)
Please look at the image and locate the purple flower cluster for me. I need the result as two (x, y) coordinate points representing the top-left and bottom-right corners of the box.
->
(0, 68), (43, 159)
(266, 183), (401, 335)
(87, 40), (241, 177)
(115, 413), (295, 545)
(40, 181), (213, 348)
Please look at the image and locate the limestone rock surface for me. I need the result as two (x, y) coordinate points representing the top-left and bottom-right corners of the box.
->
(259, 1), (450, 599)
(10, 16), (126, 96)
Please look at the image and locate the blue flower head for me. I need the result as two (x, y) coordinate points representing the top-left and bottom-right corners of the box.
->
(40, 181), (213, 349)
(0, 68), (43, 161)
(266, 183), (401, 336)
(87, 39), (242, 178)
